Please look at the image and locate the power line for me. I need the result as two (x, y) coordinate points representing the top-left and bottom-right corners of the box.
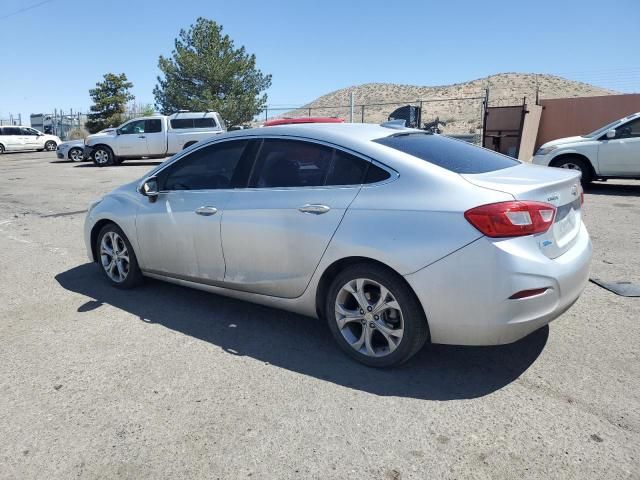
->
(0, 0), (54, 20)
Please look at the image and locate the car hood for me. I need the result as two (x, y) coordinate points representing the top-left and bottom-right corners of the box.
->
(86, 131), (117, 142)
(539, 135), (587, 149)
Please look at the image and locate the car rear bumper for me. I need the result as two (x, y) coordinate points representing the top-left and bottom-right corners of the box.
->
(404, 222), (592, 346)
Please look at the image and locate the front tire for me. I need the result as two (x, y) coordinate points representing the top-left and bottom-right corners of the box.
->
(552, 156), (593, 185)
(44, 140), (57, 151)
(68, 147), (83, 162)
(96, 224), (143, 289)
(92, 146), (114, 167)
(326, 263), (429, 367)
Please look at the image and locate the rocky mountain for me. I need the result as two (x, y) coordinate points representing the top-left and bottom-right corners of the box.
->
(276, 73), (615, 134)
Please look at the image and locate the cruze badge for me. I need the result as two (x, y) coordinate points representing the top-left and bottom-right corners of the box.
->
(547, 193), (560, 203)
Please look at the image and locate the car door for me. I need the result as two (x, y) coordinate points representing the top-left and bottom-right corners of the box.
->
(2, 127), (24, 151)
(597, 118), (640, 175)
(116, 119), (149, 156)
(221, 138), (371, 298)
(143, 118), (166, 156)
(21, 128), (41, 150)
(135, 139), (251, 282)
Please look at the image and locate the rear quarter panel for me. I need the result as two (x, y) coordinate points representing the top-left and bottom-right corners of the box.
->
(319, 155), (515, 275)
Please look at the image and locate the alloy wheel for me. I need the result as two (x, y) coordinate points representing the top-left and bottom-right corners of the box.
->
(45, 141), (56, 151)
(100, 231), (130, 283)
(334, 278), (404, 357)
(94, 149), (109, 165)
(69, 148), (83, 162)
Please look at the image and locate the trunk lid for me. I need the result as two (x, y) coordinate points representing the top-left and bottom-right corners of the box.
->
(462, 164), (582, 258)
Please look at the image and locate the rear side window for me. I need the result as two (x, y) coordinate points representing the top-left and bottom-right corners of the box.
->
(170, 117), (218, 129)
(4, 127), (21, 135)
(160, 140), (249, 191)
(250, 139), (378, 188)
(145, 119), (162, 133)
(374, 133), (519, 174)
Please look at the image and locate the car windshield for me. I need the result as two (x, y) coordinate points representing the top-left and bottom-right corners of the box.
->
(582, 115), (638, 138)
(373, 132), (520, 174)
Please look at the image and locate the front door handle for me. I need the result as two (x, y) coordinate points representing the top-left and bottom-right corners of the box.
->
(138, 135), (146, 139)
(195, 206), (218, 216)
(298, 204), (330, 215)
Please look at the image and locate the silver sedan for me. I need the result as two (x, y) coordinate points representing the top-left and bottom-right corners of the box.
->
(84, 123), (592, 367)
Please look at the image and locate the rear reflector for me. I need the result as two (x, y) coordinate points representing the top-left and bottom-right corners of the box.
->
(464, 201), (557, 238)
(509, 288), (549, 299)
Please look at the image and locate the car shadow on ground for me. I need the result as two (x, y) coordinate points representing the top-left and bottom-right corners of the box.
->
(56, 263), (548, 401)
(73, 161), (164, 168)
(586, 181), (640, 197)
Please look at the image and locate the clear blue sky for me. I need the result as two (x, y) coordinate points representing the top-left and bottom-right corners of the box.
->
(1, 0), (639, 122)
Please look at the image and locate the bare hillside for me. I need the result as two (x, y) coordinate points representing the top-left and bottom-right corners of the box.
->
(277, 73), (615, 134)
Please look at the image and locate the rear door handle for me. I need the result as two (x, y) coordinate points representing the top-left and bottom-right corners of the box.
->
(195, 206), (218, 216)
(298, 204), (330, 215)
(138, 135), (146, 139)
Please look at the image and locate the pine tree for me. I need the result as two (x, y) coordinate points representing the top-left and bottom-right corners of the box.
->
(153, 18), (272, 127)
(85, 73), (134, 133)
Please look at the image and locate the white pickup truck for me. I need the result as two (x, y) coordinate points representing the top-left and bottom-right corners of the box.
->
(532, 112), (640, 184)
(84, 112), (226, 166)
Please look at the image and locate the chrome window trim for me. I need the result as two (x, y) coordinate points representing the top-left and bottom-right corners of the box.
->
(148, 133), (399, 194)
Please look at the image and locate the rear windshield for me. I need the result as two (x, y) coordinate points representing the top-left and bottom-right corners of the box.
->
(374, 133), (520, 174)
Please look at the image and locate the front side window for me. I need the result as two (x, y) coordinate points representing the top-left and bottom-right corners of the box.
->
(614, 118), (640, 139)
(374, 132), (519, 174)
(159, 140), (249, 191)
(119, 120), (146, 135)
(21, 128), (37, 136)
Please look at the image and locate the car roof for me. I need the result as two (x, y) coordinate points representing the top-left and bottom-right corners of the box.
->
(220, 122), (414, 145)
(263, 117), (344, 127)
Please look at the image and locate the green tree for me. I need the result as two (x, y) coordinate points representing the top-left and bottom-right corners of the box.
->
(153, 18), (272, 127)
(85, 73), (134, 133)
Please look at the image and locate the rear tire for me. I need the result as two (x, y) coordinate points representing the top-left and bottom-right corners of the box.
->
(44, 140), (57, 151)
(92, 146), (114, 167)
(0, 144), (4, 154)
(325, 263), (429, 367)
(95, 223), (143, 289)
(552, 156), (593, 185)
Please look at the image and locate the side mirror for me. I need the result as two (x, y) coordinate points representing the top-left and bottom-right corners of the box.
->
(605, 129), (616, 139)
(139, 177), (159, 202)
(115, 129), (121, 136)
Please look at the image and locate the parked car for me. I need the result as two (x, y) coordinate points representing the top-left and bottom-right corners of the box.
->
(84, 123), (591, 367)
(56, 140), (85, 162)
(532, 112), (640, 184)
(83, 112), (226, 167)
(0, 126), (60, 154)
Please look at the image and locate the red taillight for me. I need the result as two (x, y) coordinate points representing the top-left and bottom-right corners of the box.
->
(464, 201), (556, 238)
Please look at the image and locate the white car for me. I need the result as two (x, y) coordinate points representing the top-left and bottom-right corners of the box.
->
(56, 140), (85, 162)
(532, 112), (640, 184)
(0, 126), (60, 154)
(84, 112), (226, 166)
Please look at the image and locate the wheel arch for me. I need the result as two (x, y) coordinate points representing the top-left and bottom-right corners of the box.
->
(183, 141), (198, 150)
(549, 152), (596, 177)
(314, 256), (429, 333)
(92, 143), (114, 155)
(90, 218), (122, 262)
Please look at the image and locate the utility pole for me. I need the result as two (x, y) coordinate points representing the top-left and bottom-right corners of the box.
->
(349, 92), (354, 123)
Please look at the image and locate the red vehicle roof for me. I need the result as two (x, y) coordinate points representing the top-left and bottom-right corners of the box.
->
(263, 117), (345, 127)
